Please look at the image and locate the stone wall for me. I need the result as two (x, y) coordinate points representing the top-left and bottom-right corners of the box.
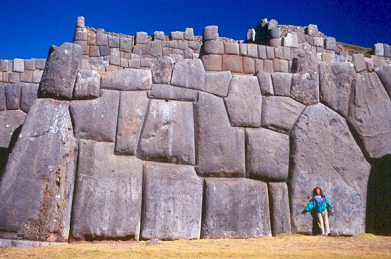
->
(0, 17), (391, 243)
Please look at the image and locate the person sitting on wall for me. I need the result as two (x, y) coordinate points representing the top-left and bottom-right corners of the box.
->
(302, 186), (334, 236)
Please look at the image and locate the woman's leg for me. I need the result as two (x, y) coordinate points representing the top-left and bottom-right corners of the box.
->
(316, 213), (325, 235)
(323, 210), (330, 234)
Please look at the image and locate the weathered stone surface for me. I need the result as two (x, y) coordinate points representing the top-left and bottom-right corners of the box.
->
(268, 182), (291, 236)
(375, 66), (391, 98)
(224, 42), (239, 55)
(70, 90), (119, 142)
(224, 75), (262, 127)
(246, 128), (289, 181)
(205, 71), (232, 97)
(353, 54), (367, 73)
(115, 91), (148, 155)
(141, 162), (203, 240)
(13, 59), (24, 73)
(0, 84), (6, 111)
(24, 59), (35, 70)
(373, 43), (384, 56)
(0, 110), (26, 148)
(108, 35), (120, 48)
(201, 178), (271, 238)
(243, 57), (255, 74)
(290, 103), (370, 235)
(147, 84), (198, 102)
(171, 59), (205, 90)
(222, 55), (243, 73)
(0, 99), (77, 241)
(195, 92), (245, 177)
(203, 25), (218, 41)
(258, 45), (267, 59)
(271, 72), (292, 96)
(347, 72), (391, 159)
(20, 83), (39, 112)
(291, 53), (317, 73)
(71, 140), (143, 240)
(306, 24), (319, 37)
(135, 32), (148, 44)
(73, 69), (100, 99)
(101, 68), (152, 91)
(319, 62), (355, 117)
(291, 72), (319, 105)
(145, 41), (162, 57)
(39, 43), (82, 99)
(151, 57), (174, 84)
(283, 33), (298, 48)
(138, 100), (195, 165)
(202, 40), (224, 54)
(5, 83), (21, 110)
(256, 71), (274, 95)
(96, 29), (108, 46)
(262, 96), (305, 134)
(325, 37), (336, 50)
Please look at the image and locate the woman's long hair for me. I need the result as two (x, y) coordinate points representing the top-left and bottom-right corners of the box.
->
(312, 187), (325, 197)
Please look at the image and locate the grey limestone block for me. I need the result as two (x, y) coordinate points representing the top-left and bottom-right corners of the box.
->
(110, 48), (120, 65)
(35, 59), (46, 70)
(246, 128), (289, 181)
(348, 72), (391, 159)
(0, 110), (26, 149)
(19, 70), (33, 82)
(89, 46), (100, 57)
(268, 182), (292, 236)
(313, 37), (324, 47)
(120, 37), (132, 52)
(202, 40), (224, 54)
(147, 84), (198, 102)
(141, 162), (203, 240)
(353, 54), (367, 73)
(255, 59), (264, 72)
(188, 40), (201, 50)
(135, 32), (148, 44)
(224, 75), (262, 127)
(108, 35), (120, 48)
(138, 99), (195, 165)
(243, 57), (255, 74)
(71, 140), (143, 241)
(263, 60), (274, 73)
(239, 43), (247, 56)
(373, 43), (384, 56)
(247, 28), (255, 42)
(76, 16), (85, 28)
(153, 31), (165, 40)
(283, 33), (299, 48)
(74, 41), (88, 55)
(184, 47), (194, 59)
(273, 59), (289, 73)
(195, 92), (245, 177)
(306, 24), (319, 36)
(171, 59), (205, 90)
(325, 37), (336, 50)
(24, 59), (35, 70)
(0, 99), (78, 241)
(201, 54), (222, 71)
(375, 66), (391, 98)
(256, 71), (274, 95)
(267, 19), (278, 30)
(32, 70), (43, 84)
(271, 72), (292, 96)
(269, 27), (281, 39)
(101, 68), (152, 91)
(274, 46), (284, 59)
(0, 84), (6, 110)
(258, 45), (267, 59)
(269, 38), (281, 47)
(261, 96), (305, 134)
(73, 69), (100, 99)
(319, 62), (355, 118)
(115, 91), (148, 155)
(8, 72), (20, 83)
(203, 25), (218, 41)
(384, 44), (391, 57)
(70, 89), (119, 142)
(201, 178), (271, 239)
(291, 53), (318, 73)
(171, 31), (184, 40)
(290, 103), (370, 235)
(128, 59), (141, 69)
(20, 83), (39, 112)
(266, 46), (275, 59)
(1, 60), (9, 72)
(151, 56), (175, 84)
(39, 43), (82, 100)
(247, 44), (258, 58)
(291, 71), (319, 105)
(99, 46), (111, 56)
(224, 42), (239, 55)
(74, 27), (88, 41)
(13, 59), (24, 73)
(145, 41), (163, 58)
(5, 83), (21, 110)
(96, 29), (108, 46)
(205, 71), (232, 97)
(222, 55), (243, 73)
(184, 28), (194, 40)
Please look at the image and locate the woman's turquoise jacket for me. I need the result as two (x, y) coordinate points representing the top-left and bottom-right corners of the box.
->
(305, 196), (332, 213)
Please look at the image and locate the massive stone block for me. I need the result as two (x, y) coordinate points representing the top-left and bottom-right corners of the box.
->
(73, 69), (100, 99)
(171, 59), (206, 91)
(70, 90), (120, 142)
(138, 100), (195, 165)
(0, 110), (26, 149)
(261, 96), (305, 134)
(290, 72), (319, 105)
(268, 182), (291, 236)
(151, 57), (175, 84)
(195, 92), (245, 177)
(347, 72), (391, 159)
(71, 140), (143, 241)
(319, 62), (355, 118)
(141, 162), (203, 240)
(147, 84), (198, 102)
(201, 178), (271, 238)
(39, 43), (82, 99)
(101, 68), (152, 91)
(271, 72), (292, 96)
(224, 75), (262, 127)
(5, 83), (21, 110)
(375, 66), (391, 98)
(20, 83), (39, 112)
(246, 128), (289, 181)
(290, 103), (370, 235)
(0, 84), (6, 111)
(115, 91), (149, 155)
(0, 99), (77, 241)
(205, 71), (232, 97)
(256, 71), (274, 95)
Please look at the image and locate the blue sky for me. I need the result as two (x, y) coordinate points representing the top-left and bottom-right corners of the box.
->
(1, 0), (390, 59)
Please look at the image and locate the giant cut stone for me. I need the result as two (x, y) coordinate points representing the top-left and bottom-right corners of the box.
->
(73, 69), (100, 99)
(268, 182), (291, 236)
(70, 90), (119, 142)
(195, 92), (245, 177)
(141, 162), (203, 240)
(138, 100), (195, 165)
(115, 91), (149, 155)
(347, 72), (391, 159)
(271, 72), (292, 96)
(375, 66), (391, 98)
(0, 84), (6, 111)
(256, 71), (274, 95)
(0, 99), (77, 241)
(290, 72), (319, 105)
(0, 110), (26, 148)
(171, 59), (205, 91)
(20, 83), (39, 112)
(101, 68), (152, 91)
(319, 62), (355, 118)
(147, 84), (198, 102)
(205, 71), (232, 97)
(261, 96), (305, 134)
(151, 57), (175, 84)
(71, 140), (143, 241)
(5, 83), (21, 110)
(39, 43), (82, 99)
(224, 75), (262, 127)
(246, 128), (289, 181)
(201, 178), (271, 239)
(290, 103), (370, 235)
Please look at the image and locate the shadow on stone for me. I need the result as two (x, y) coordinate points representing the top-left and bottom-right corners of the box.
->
(0, 125), (22, 181)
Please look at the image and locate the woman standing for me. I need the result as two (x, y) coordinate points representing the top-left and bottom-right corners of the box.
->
(302, 187), (333, 236)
